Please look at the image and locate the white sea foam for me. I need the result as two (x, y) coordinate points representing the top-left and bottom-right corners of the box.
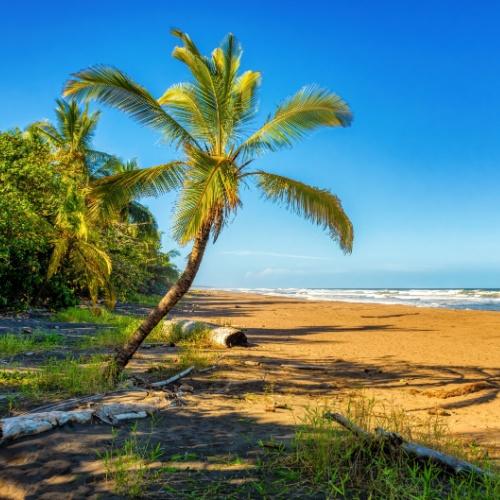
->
(212, 288), (500, 311)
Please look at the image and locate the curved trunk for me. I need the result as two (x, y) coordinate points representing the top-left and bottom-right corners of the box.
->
(111, 222), (212, 375)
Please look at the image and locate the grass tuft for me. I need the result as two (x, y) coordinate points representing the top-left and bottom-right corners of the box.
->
(0, 332), (63, 357)
(0, 355), (119, 400)
(100, 422), (163, 497)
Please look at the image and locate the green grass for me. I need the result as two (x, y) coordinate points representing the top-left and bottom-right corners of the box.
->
(100, 422), (163, 497)
(54, 306), (170, 348)
(264, 396), (500, 499)
(0, 332), (62, 357)
(125, 292), (163, 307)
(0, 355), (119, 400)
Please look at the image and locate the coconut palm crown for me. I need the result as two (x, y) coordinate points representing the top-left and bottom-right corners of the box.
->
(63, 29), (354, 373)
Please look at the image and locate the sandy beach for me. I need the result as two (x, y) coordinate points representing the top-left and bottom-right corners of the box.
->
(1, 289), (499, 498)
(183, 290), (500, 457)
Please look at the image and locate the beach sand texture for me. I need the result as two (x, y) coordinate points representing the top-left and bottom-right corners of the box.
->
(184, 290), (500, 457)
(1, 290), (498, 498)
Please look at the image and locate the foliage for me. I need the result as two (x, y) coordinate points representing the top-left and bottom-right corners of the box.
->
(64, 29), (354, 252)
(0, 105), (179, 309)
(0, 130), (76, 309)
(266, 397), (500, 498)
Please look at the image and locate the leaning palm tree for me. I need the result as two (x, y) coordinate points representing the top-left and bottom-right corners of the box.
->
(64, 29), (354, 374)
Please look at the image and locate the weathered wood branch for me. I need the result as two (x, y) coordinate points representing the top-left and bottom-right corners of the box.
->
(324, 412), (492, 477)
(150, 366), (194, 388)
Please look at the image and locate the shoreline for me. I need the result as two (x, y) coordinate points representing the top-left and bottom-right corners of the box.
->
(194, 287), (500, 313)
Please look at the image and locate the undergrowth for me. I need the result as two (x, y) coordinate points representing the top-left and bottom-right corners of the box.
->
(54, 306), (169, 348)
(0, 332), (62, 357)
(264, 396), (500, 499)
(0, 355), (119, 400)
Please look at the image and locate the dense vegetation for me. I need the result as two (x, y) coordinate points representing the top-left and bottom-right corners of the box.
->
(0, 106), (179, 310)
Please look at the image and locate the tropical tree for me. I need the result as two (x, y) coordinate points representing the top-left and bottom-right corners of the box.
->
(64, 29), (354, 375)
(30, 100), (113, 303)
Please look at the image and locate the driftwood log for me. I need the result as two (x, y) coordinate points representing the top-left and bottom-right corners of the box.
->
(0, 367), (195, 446)
(324, 412), (491, 477)
(164, 319), (248, 347)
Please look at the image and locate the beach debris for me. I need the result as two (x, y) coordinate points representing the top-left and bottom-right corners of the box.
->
(163, 319), (248, 347)
(324, 412), (491, 477)
(422, 381), (496, 399)
(94, 402), (158, 425)
(0, 366), (198, 445)
(0, 410), (93, 444)
(197, 365), (217, 373)
(428, 408), (451, 417)
(243, 360), (261, 366)
(150, 366), (194, 388)
(1, 395), (170, 445)
(280, 363), (326, 371)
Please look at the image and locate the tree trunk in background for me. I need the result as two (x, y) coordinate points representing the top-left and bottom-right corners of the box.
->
(110, 222), (212, 375)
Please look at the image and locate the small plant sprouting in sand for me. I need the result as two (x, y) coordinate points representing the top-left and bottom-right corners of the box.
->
(262, 395), (499, 499)
(100, 422), (163, 497)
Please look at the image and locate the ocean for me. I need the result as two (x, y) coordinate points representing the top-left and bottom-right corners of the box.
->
(216, 288), (500, 311)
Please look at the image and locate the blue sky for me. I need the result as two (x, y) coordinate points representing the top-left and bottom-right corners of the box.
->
(2, 1), (500, 288)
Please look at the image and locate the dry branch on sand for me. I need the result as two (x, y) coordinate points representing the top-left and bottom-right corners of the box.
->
(421, 381), (497, 399)
(324, 412), (491, 477)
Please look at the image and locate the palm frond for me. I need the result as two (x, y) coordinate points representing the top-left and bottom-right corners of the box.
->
(173, 148), (240, 244)
(89, 161), (185, 217)
(237, 86), (352, 157)
(255, 171), (353, 252)
(64, 65), (198, 147)
(125, 201), (159, 238)
(158, 82), (215, 145)
(47, 238), (70, 278)
(29, 121), (64, 146)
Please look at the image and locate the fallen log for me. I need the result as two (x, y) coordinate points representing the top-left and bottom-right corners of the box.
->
(164, 319), (248, 347)
(324, 412), (491, 477)
(18, 388), (150, 415)
(1, 400), (165, 445)
(0, 410), (94, 444)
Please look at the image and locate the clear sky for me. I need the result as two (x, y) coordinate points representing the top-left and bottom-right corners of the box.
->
(2, 1), (500, 288)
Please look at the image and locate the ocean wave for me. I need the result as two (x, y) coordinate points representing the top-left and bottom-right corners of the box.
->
(214, 288), (500, 311)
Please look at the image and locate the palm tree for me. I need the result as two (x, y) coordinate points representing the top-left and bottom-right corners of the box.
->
(64, 29), (354, 374)
(30, 100), (113, 303)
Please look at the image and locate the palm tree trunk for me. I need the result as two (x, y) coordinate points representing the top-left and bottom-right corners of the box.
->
(111, 221), (212, 375)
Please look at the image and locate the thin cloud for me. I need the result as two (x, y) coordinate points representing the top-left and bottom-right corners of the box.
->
(220, 250), (332, 261)
(245, 267), (307, 278)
